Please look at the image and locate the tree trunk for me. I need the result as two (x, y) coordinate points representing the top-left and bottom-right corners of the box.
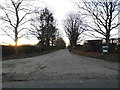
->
(106, 34), (110, 53)
(46, 39), (50, 47)
(15, 30), (18, 55)
(73, 37), (77, 47)
(41, 38), (44, 48)
(15, 40), (18, 55)
(70, 39), (73, 49)
(52, 39), (54, 46)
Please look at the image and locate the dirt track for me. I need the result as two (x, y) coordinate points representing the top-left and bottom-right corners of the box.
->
(2, 49), (118, 88)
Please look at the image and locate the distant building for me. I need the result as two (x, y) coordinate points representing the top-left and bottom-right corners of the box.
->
(84, 39), (103, 52)
(83, 38), (119, 52)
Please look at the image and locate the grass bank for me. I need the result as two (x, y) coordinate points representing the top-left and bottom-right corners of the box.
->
(71, 49), (118, 62)
(2, 49), (59, 61)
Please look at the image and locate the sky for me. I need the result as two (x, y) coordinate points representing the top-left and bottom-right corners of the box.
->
(0, 0), (119, 46)
(0, 0), (78, 46)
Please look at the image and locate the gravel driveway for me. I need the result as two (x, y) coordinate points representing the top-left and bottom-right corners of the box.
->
(2, 49), (118, 88)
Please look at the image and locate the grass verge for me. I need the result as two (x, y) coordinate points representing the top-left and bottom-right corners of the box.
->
(2, 49), (59, 61)
(71, 49), (118, 62)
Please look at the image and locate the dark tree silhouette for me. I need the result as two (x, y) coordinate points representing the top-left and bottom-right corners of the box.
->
(64, 13), (85, 48)
(0, 0), (31, 54)
(55, 37), (66, 49)
(30, 8), (57, 47)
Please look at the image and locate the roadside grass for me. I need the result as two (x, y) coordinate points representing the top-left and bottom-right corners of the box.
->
(2, 49), (59, 61)
(71, 49), (118, 62)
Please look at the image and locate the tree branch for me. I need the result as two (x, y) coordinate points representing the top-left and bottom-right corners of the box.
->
(0, 27), (14, 40)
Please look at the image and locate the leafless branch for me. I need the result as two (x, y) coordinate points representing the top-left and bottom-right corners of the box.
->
(0, 27), (14, 40)
(76, 0), (120, 46)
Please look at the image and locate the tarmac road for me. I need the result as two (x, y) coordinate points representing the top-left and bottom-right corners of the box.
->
(2, 49), (119, 88)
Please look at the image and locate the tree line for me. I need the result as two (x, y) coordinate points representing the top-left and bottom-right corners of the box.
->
(64, 0), (120, 52)
(0, 0), (66, 54)
(0, 0), (120, 54)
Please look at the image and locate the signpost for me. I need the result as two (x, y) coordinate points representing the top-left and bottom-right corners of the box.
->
(102, 46), (108, 53)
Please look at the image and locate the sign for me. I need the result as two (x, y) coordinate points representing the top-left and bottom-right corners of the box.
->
(102, 46), (108, 53)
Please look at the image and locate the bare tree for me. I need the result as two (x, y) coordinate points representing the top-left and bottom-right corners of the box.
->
(77, 0), (120, 49)
(0, 0), (31, 54)
(64, 13), (85, 48)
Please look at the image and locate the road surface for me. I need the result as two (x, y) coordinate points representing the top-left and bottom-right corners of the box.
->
(2, 49), (118, 88)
